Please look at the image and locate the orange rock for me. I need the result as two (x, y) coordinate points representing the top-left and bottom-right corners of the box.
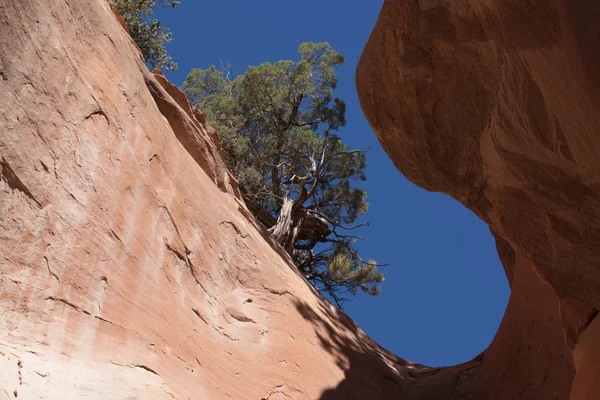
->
(0, 1), (412, 399)
(1, 0), (597, 398)
(357, 0), (600, 398)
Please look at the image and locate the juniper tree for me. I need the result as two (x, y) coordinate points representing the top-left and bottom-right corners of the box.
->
(113, 0), (180, 71)
(183, 43), (385, 306)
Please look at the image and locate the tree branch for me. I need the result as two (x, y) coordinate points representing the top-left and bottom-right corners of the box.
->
(308, 209), (369, 231)
(322, 238), (390, 267)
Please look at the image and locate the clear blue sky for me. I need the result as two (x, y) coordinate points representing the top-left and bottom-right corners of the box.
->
(154, 0), (509, 367)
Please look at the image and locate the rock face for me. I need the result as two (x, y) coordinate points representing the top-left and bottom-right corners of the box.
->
(0, 1), (423, 399)
(1, 0), (597, 399)
(357, 0), (600, 398)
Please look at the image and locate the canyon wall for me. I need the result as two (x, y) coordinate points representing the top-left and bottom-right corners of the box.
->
(357, 0), (600, 398)
(0, 1), (418, 398)
(0, 0), (598, 399)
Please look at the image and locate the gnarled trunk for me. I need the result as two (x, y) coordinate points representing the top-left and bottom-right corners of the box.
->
(269, 197), (332, 255)
(269, 196), (300, 254)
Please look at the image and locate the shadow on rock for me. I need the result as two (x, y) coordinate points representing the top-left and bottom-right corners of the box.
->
(293, 299), (421, 400)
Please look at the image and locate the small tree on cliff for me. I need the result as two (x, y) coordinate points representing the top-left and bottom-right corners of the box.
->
(113, 0), (180, 71)
(183, 43), (385, 306)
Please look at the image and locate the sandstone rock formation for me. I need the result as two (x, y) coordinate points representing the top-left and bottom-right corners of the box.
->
(0, 1), (417, 399)
(1, 0), (598, 399)
(357, 0), (600, 398)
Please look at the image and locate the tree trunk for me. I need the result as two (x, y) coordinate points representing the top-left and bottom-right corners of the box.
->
(269, 196), (300, 254)
(268, 197), (331, 255)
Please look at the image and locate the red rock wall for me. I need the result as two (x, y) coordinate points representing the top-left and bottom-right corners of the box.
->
(357, 0), (600, 398)
(0, 1), (417, 398)
(2, 0), (597, 398)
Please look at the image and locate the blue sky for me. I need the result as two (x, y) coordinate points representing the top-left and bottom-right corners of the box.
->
(154, 0), (509, 367)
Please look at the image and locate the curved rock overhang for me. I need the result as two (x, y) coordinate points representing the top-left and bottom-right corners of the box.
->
(357, 1), (600, 398)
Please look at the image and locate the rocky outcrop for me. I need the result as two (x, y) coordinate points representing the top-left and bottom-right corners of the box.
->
(0, 1), (417, 399)
(2, 0), (597, 398)
(357, 0), (600, 398)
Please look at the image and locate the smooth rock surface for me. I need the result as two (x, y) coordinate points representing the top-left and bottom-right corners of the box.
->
(357, 0), (600, 398)
(1, 0), (598, 398)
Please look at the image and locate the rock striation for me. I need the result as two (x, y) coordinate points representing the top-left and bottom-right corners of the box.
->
(0, 1), (415, 399)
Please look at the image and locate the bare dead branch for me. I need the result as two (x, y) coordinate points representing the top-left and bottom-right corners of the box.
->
(308, 209), (369, 231)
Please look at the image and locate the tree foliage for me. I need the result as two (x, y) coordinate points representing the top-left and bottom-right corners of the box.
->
(113, 0), (180, 71)
(183, 43), (385, 306)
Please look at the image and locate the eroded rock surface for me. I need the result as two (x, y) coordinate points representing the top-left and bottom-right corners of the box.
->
(0, 1), (416, 398)
(2, 0), (598, 398)
(357, 0), (600, 398)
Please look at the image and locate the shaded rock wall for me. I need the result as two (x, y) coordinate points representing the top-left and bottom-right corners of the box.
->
(357, 0), (600, 398)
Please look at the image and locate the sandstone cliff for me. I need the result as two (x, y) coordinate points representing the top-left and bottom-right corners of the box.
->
(357, 0), (600, 399)
(1, 0), (598, 399)
(0, 1), (417, 399)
